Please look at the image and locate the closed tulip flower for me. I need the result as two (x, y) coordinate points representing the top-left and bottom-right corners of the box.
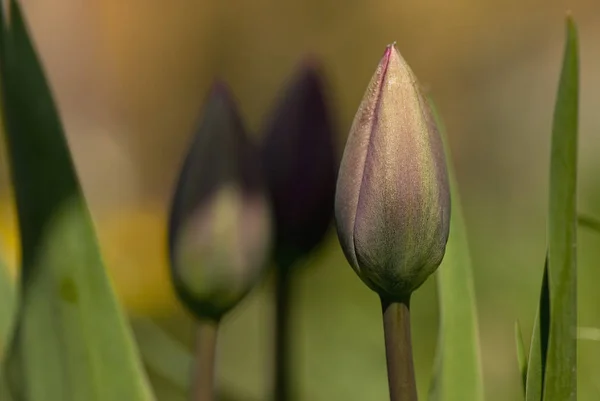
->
(335, 43), (450, 302)
(168, 82), (272, 321)
(260, 60), (339, 401)
(260, 60), (338, 266)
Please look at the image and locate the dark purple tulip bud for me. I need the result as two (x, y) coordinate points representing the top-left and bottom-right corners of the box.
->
(260, 60), (338, 266)
(335, 44), (451, 301)
(168, 82), (272, 321)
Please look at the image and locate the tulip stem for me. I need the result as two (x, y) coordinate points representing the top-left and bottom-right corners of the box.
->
(191, 320), (219, 401)
(381, 297), (418, 401)
(274, 266), (293, 401)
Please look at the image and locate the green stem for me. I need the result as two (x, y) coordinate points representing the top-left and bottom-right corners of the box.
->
(274, 267), (292, 401)
(381, 297), (418, 401)
(191, 321), (219, 401)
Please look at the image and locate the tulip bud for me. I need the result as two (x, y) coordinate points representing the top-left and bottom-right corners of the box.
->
(260, 60), (338, 266)
(334, 44), (450, 301)
(168, 82), (272, 320)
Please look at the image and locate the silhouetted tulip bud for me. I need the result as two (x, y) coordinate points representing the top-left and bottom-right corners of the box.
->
(260, 60), (338, 267)
(335, 44), (451, 301)
(168, 82), (272, 321)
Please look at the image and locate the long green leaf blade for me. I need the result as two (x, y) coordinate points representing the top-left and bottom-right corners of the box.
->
(0, 257), (15, 366)
(515, 320), (528, 394)
(427, 100), (484, 401)
(0, 65), (16, 372)
(0, 3), (153, 400)
(543, 15), (579, 401)
(525, 259), (550, 401)
(0, 254), (16, 401)
(0, 261), (16, 401)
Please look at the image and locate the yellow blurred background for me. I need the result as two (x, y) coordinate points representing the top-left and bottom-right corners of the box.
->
(2, 0), (600, 400)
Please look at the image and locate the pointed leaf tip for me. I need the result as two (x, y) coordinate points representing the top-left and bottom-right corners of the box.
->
(543, 11), (579, 401)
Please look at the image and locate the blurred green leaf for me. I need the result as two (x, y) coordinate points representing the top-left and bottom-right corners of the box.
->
(0, 372), (13, 401)
(0, 67), (17, 374)
(515, 320), (527, 394)
(577, 214), (600, 233)
(427, 100), (484, 401)
(543, 15), (579, 401)
(525, 259), (550, 401)
(0, 259), (16, 366)
(133, 318), (257, 401)
(0, 261), (16, 401)
(0, 2), (153, 400)
(133, 318), (193, 392)
(577, 327), (600, 341)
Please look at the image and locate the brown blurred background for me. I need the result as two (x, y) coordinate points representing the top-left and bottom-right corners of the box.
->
(1, 1), (600, 400)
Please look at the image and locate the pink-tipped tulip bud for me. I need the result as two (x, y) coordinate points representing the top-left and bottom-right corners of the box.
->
(334, 44), (451, 301)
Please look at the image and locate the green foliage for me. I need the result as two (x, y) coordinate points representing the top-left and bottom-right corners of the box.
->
(0, 2), (154, 400)
(515, 320), (527, 394)
(525, 260), (549, 401)
(0, 262), (16, 401)
(133, 318), (192, 393)
(0, 255), (15, 366)
(525, 15), (579, 401)
(427, 100), (485, 401)
(0, 21), (16, 381)
(543, 15), (579, 401)
(577, 214), (600, 233)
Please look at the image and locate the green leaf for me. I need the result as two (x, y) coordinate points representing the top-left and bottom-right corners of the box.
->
(577, 214), (600, 233)
(577, 326), (600, 341)
(0, 2), (153, 400)
(0, 376), (14, 401)
(133, 318), (253, 401)
(0, 257), (16, 366)
(543, 15), (579, 401)
(0, 259), (16, 401)
(515, 320), (528, 395)
(133, 318), (193, 392)
(427, 100), (484, 401)
(0, 64), (17, 372)
(525, 259), (550, 401)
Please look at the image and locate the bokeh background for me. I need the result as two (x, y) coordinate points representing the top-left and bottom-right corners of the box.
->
(1, 1), (600, 400)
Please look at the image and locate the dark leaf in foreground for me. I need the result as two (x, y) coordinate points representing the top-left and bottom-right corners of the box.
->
(0, 2), (153, 399)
